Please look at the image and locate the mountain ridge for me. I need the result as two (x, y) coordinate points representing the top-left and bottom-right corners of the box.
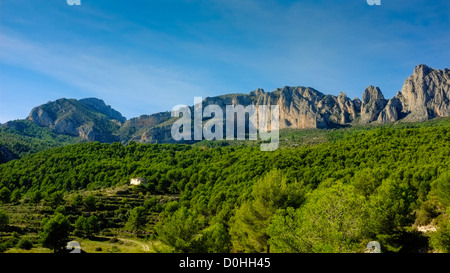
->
(1, 64), (449, 146)
(26, 97), (124, 142)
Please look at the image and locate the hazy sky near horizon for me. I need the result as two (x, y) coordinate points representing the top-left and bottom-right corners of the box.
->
(1, 0), (449, 123)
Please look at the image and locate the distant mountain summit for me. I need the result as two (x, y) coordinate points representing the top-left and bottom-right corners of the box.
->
(3, 64), (450, 144)
(398, 64), (450, 121)
(198, 64), (449, 130)
(78, 98), (126, 123)
(27, 98), (124, 142)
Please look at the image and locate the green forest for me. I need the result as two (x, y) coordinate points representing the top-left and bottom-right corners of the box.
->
(0, 120), (81, 163)
(0, 118), (449, 253)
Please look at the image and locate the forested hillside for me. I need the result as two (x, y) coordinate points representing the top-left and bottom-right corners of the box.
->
(0, 118), (449, 253)
(0, 120), (81, 163)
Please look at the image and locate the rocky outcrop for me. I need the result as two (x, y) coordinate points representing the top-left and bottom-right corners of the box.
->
(79, 98), (126, 122)
(28, 107), (55, 127)
(399, 64), (450, 121)
(118, 112), (173, 143)
(27, 98), (122, 142)
(202, 86), (360, 130)
(16, 64), (450, 144)
(360, 86), (387, 124)
(124, 64), (449, 143)
(139, 125), (177, 144)
(315, 92), (359, 127)
(195, 65), (449, 131)
(123, 112), (172, 130)
(377, 96), (403, 124)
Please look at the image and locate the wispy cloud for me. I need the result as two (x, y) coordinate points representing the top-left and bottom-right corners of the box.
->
(0, 30), (214, 119)
(1, 0), (448, 123)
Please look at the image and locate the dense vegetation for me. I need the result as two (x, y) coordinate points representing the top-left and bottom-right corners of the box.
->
(0, 118), (449, 253)
(0, 120), (81, 163)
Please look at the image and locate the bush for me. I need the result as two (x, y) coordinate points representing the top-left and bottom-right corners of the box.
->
(415, 200), (440, 226)
(17, 238), (33, 250)
(429, 225), (450, 253)
(83, 194), (98, 211)
(54, 205), (67, 215)
(39, 213), (71, 253)
(109, 237), (120, 243)
(101, 229), (113, 237)
(108, 245), (121, 253)
(0, 210), (9, 231)
(429, 210), (450, 253)
(0, 242), (8, 253)
(0, 187), (11, 204)
(44, 191), (65, 209)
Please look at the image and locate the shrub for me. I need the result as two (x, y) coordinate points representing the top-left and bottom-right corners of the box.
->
(0, 242), (8, 253)
(0, 210), (9, 231)
(17, 238), (33, 250)
(109, 237), (120, 243)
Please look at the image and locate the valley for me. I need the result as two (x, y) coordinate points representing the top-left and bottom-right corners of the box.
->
(0, 117), (449, 253)
(0, 63), (449, 253)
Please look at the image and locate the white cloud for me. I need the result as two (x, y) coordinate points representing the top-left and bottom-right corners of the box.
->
(0, 31), (213, 119)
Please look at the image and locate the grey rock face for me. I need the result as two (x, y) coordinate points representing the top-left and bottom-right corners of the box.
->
(275, 86), (326, 129)
(27, 98), (121, 142)
(79, 98), (126, 122)
(154, 64), (448, 140)
(78, 124), (97, 142)
(53, 117), (78, 136)
(399, 64), (450, 121)
(360, 86), (387, 124)
(20, 64), (450, 144)
(119, 112), (172, 143)
(377, 97), (402, 124)
(201, 86), (359, 130)
(123, 112), (171, 130)
(194, 65), (449, 131)
(28, 107), (54, 127)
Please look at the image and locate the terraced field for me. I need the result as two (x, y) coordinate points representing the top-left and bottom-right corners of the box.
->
(1, 184), (178, 253)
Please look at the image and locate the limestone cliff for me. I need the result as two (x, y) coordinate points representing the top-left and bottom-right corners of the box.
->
(16, 64), (450, 144)
(399, 64), (450, 121)
(27, 98), (123, 142)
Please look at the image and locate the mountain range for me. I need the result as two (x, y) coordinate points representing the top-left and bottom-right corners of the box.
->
(0, 64), (449, 161)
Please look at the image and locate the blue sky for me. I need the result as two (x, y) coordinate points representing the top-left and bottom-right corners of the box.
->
(0, 0), (449, 123)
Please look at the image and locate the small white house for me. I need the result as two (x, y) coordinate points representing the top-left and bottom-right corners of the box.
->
(130, 177), (147, 186)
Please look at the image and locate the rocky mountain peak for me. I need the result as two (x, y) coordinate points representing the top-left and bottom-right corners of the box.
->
(362, 86), (385, 104)
(9, 64), (450, 144)
(27, 98), (123, 142)
(360, 86), (387, 124)
(79, 98), (126, 122)
(400, 64), (450, 121)
(253, 88), (265, 95)
(413, 64), (433, 78)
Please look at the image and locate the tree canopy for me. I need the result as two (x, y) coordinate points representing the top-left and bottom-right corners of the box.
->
(0, 118), (449, 253)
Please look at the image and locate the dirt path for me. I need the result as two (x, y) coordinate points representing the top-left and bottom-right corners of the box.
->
(119, 238), (151, 252)
(106, 237), (151, 252)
